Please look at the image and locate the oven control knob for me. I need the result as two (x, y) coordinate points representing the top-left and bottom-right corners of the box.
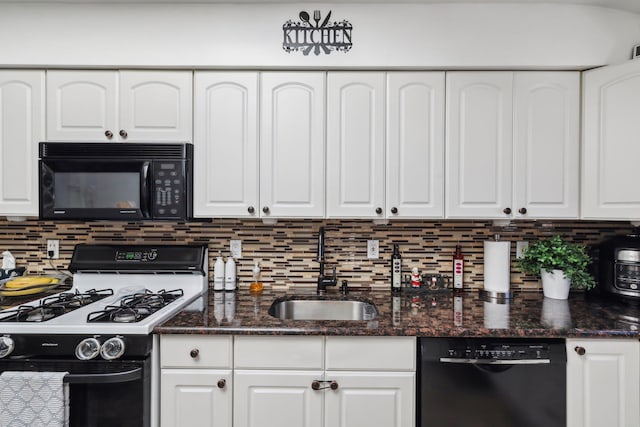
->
(100, 337), (126, 360)
(0, 336), (15, 359)
(75, 338), (101, 360)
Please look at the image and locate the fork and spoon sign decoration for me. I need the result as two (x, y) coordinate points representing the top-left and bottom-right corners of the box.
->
(282, 10), (353, 56)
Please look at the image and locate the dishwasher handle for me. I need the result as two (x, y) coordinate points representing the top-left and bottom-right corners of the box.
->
(439, 357), (551, 365)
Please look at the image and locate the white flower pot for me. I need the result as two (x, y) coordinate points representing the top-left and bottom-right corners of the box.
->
(540, 269), (571, 300)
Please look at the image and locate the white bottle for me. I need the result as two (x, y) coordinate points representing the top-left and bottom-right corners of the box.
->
(213, 252), (225, 291)
(224, 256), (236, 291)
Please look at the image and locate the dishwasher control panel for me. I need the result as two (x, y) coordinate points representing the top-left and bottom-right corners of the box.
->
(446, 343), (550, 360)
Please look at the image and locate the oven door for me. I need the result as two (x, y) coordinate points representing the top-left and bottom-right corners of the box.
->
(0, 357), (150, 427)
(39, 159), (152, 220)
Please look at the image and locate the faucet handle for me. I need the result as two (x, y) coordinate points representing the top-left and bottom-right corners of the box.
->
(341, 280), (349, 295)
(331, 266), (337, 278)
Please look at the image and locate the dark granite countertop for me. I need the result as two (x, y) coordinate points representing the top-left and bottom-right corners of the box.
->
(154, 287), (640, 338)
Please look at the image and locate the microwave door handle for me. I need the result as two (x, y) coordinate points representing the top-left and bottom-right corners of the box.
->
(140, 162), (151, 218)
(63, 367), (143, 384)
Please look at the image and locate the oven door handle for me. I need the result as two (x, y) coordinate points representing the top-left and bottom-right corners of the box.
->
(439, 358), (551, 365)
(63, 367), (142, 384)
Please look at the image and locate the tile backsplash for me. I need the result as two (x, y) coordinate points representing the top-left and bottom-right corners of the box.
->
(0, 218), (632, 291)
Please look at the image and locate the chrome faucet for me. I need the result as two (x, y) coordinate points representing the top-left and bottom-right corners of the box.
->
(317, 227), (337, 293)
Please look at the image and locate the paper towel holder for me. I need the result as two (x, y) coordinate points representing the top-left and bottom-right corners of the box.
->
(480, 289), (512, 301)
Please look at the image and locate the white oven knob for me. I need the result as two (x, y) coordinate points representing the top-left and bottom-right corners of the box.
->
(100, 337), (125, 360)
(75, 338), (101, 360)
(0, 336), (15, 358)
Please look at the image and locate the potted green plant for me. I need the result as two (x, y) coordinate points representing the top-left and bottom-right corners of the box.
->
(518, 235), (596, 299)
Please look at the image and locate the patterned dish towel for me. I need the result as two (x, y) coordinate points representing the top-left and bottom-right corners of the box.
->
(0, 371), (69, 427)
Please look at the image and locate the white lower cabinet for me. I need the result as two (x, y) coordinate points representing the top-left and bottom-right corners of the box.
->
(160, 335), (233, 427)
(566, 339), (640, 427)
(234, 370), (324, 427)
(233, 335), (415, 427)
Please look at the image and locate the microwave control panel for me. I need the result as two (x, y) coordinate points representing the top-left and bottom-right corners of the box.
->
(152, 161), (185, 218)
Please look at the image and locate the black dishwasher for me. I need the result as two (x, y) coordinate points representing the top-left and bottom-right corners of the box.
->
(418, 338), (566, 427)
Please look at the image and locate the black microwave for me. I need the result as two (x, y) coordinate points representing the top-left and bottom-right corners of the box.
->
(39, 142), (193, 221)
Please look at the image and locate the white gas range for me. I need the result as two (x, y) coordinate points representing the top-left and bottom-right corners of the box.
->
(0, 243), (209, 427)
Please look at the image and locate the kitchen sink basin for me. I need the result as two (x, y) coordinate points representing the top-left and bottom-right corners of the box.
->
(268, 296), (378, 321)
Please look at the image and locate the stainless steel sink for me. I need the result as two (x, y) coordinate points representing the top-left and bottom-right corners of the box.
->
(268, 297), (378, 321)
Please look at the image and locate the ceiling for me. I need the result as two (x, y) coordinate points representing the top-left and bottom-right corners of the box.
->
(1, 0), (640, 13)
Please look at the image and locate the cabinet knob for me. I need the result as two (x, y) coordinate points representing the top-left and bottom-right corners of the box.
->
(391, 207), (398, 215)
(330, 381), (339, 390)
(217, 379), (226, 389)
(262, 206), (270, 214)
(119, 129), (128, 138)
(105, 130), (113, 139)
(519, 207), (527, 215)
(247, 206), (255, 214)
(503, 207), (512, 215)
(574, 346), (586, 356)
(190, 348), (199, 358)
(311, 380), (320, 390)
(375, 207), (383, 215)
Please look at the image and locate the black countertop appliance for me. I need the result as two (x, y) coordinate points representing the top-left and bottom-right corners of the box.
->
(594, 230), (640, 300)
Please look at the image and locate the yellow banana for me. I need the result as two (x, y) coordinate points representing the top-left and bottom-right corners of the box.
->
(0, 284), (57, 297)
(4, 276), (58, 289)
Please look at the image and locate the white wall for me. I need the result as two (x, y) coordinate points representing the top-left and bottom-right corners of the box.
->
(0, 2), (639, 69)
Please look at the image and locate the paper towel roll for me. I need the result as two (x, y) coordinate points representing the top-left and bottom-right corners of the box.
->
(484, 241), (511, 293)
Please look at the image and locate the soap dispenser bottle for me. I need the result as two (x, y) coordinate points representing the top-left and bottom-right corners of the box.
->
(213, 251), (225, 291)
(250, 260), (263, 294)
(224, 256), (236, 291)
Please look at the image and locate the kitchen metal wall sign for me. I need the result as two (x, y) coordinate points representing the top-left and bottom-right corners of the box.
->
(282, 10), (353, 56)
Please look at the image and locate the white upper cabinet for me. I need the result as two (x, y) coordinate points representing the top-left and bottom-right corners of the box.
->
(193, 72), (259, 218)
(46, 70), (192, 142)
(118, 71), (193, 141)
(513, 72), (580, 218)
(260, 72), (325, 218)
(0, 71), (45, 217)
(386, 72), (445, 219)
(582, 59), (640, 220)
(446, 72), (513, 218)
(327, 72), (385, 218)
(446, 71), (579, 219)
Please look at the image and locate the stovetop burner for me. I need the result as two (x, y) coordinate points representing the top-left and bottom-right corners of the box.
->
(0, 289), (114, 323)
(87, 289), (184, 323)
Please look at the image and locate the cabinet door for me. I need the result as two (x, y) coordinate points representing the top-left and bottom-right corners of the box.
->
(193, 72), (258, 217)
(234, 370), (323, 427)
(445, 72), (513, 218)
(513, 72), (580, 219)
(324, 371), (415, 427)
(327, 72), (385, 218)
(46, 70), (117, 141)
(582, 60), (640, 219)
(119, 70), (193, 141)
(566, 339), (640, 427)
(0, 71), (44, 217)
(161, 369), (232, 427)
(386, 72), (444, 219)
(260, 72), (325, 218)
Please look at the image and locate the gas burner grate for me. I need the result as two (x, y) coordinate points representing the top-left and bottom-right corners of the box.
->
(87, 289), (184, 323)
(0, 289), (115, 323)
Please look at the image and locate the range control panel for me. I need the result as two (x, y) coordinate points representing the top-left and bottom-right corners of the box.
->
(446, 343), (550, 360)
(115, 249), (158, 262)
